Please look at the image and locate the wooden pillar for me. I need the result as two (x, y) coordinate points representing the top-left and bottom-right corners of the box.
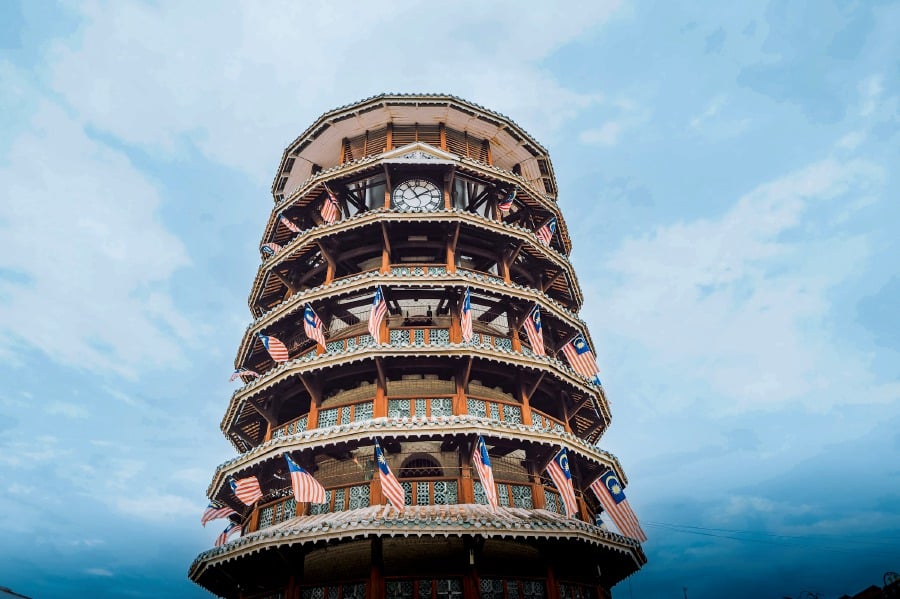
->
(439, 122), (447, 150)
(459, 437), (475, 504)
(374, 358), (388, 418)
(368, 537), (384, 599)
(380, 222), (391, 274)
(545, 562), (561, 599)
(518, 381), (534, 426)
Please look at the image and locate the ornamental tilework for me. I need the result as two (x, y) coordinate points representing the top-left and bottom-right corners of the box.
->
(353, 402), (373, 421)
(431, 328), (450, 345)
(414, 329), (425, 346)
(390, 329), (411, 344)
(467, 399), (487, 418)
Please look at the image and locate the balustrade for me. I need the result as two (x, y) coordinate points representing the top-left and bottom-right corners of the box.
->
(316, 401), (375, 428)
(308, 483), (371, 515)
(467, 397), (523, 425)
(474, 480), (534, 509)
(401, 478), (459, 506)
(387, 397), (453, 418)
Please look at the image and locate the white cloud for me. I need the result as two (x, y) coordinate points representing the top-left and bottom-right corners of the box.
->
(689, 94), (750, 138)
(110, 492), (197, 522)
(580, 121), (623, 146)
(858, 75), (883, 117)
(0, 93), (193, 377)
(85, 567), (114, 577)
(44, 1), (622, 182)
(44, 401), (90, 419)
(587, 155), (888, 413)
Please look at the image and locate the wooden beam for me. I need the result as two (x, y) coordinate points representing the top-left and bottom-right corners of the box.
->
(524, 371), (546, 401)
(298, 373), (323, 406)
(374, 357), (387, 391)
(540, 269), (565, 293)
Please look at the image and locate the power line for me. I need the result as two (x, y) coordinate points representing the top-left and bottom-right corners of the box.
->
(644, 521), (900, 547)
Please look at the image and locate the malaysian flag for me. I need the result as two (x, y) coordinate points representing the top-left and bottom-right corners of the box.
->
(535, 217), (557, 246)
(215, 522), (241, 547)
(284, 453), (326, 504)
(279, 212), (301, 234)
(522, 304), (544, 356)
(257, 332), (289, 362)
(201, 503), (236, 527)
(374, 438), (405, 509)
(260, 242), (283, 257)
(498, 185), (517, 211)
(303, 304), (326, 347)
(229, 367), (260, 382)
(562, 334), (600, 381)
(229, 476), (264, 506)
(321, 185), (340, 224)
(460, 287), (474, 343)
(590, 470), (647, 542)
(472, 435), (498, 511)
(545, 448), (578, 517)
(367, 286), (388, 343)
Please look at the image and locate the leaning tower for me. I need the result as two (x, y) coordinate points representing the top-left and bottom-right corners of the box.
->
(190, 94), (646, 599)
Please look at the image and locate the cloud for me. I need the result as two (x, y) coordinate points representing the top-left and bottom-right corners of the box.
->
(44, 401), (89, 419)
(580, 121), (623, 146)
(0, 85), (193, 377)
(587, 155), (889, 413)
(109, 492), (197, 522)
(43, 1), (622, 182)
(85, 568), (114, 577)
(858, 75), (883, 117)
(689, 94), (750, 139)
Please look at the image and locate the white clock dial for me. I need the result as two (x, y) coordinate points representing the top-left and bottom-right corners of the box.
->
(392, 178), (442, 212)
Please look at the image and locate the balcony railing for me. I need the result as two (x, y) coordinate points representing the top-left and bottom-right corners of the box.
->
(269, 400), (569, 438)
(401, 478), (459, 506)
(387, 397), (453, 418)
(309, 483), (371, 515)
(467, 397), (523, 425)
(474, 480), (534, 509)
(316, 400), (374, 428)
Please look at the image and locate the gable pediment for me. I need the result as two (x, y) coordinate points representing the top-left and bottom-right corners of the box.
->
(380, 142), (459, 164)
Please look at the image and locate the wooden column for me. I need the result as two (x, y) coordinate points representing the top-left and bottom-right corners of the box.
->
(380, 222), (391, 274)
(368, 537), (384, 599)
(545, 562), (561, 599)
(374, 357), (388, 417)
(518, 381), (534, 426)
(459, 437), (475, 504)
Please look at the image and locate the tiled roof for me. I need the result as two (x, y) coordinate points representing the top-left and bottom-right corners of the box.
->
(189, 503), (645, 578)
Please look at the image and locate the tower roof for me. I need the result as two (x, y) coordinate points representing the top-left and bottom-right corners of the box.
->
(271, 93), (559, 200)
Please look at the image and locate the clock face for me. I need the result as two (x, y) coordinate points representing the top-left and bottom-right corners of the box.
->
(392, 178), (442, 212)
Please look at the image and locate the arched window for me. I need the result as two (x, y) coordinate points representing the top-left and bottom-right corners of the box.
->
(399, 454), (442, 478)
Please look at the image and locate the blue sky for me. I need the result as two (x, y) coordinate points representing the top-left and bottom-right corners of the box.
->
(1, 1), (898, 597)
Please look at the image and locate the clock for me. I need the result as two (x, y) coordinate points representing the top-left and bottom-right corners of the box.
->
(392, 178), (442, 212)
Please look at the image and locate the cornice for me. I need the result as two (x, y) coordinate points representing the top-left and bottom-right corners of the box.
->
(249, 207), (582, 317)
(269, 93), (556, 196)
(189, 504), (644, 584)
(207, 415), (627, 500)
(264, 152), (572, 254)
(242, 269), (587, 371)
(221, 340), (611, 439)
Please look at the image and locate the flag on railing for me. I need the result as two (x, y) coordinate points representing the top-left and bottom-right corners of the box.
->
(590, 470), (647, 542)
(285, 453), (326, 504)
(498, 185), (517, 211)
(257, 332), (289, 362)
(215, 522), (241, 547)
(545, 448), (578, 517)
(279, 212), (301, 234)
(201, 503), (236, 527)
(461, 287), (474, 343)
(535, 217), (557, 246)
(374, 438), (405, 509)
(522, 304), (544, 355)
(304, 304), (327, 347)
(562, 334), (601, 381)
(260, 242), (283, 257)
(368, 286), (388, 343)
(229, 367), (260, 382)
(229, 476), (263, 506)
(472, 435), (498, 511)
(321, 185), (340, 224)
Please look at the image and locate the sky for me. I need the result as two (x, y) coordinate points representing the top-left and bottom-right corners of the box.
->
(0, 1), (898, 597)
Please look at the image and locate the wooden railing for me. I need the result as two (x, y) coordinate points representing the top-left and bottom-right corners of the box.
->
(467, 397), (523, 425)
